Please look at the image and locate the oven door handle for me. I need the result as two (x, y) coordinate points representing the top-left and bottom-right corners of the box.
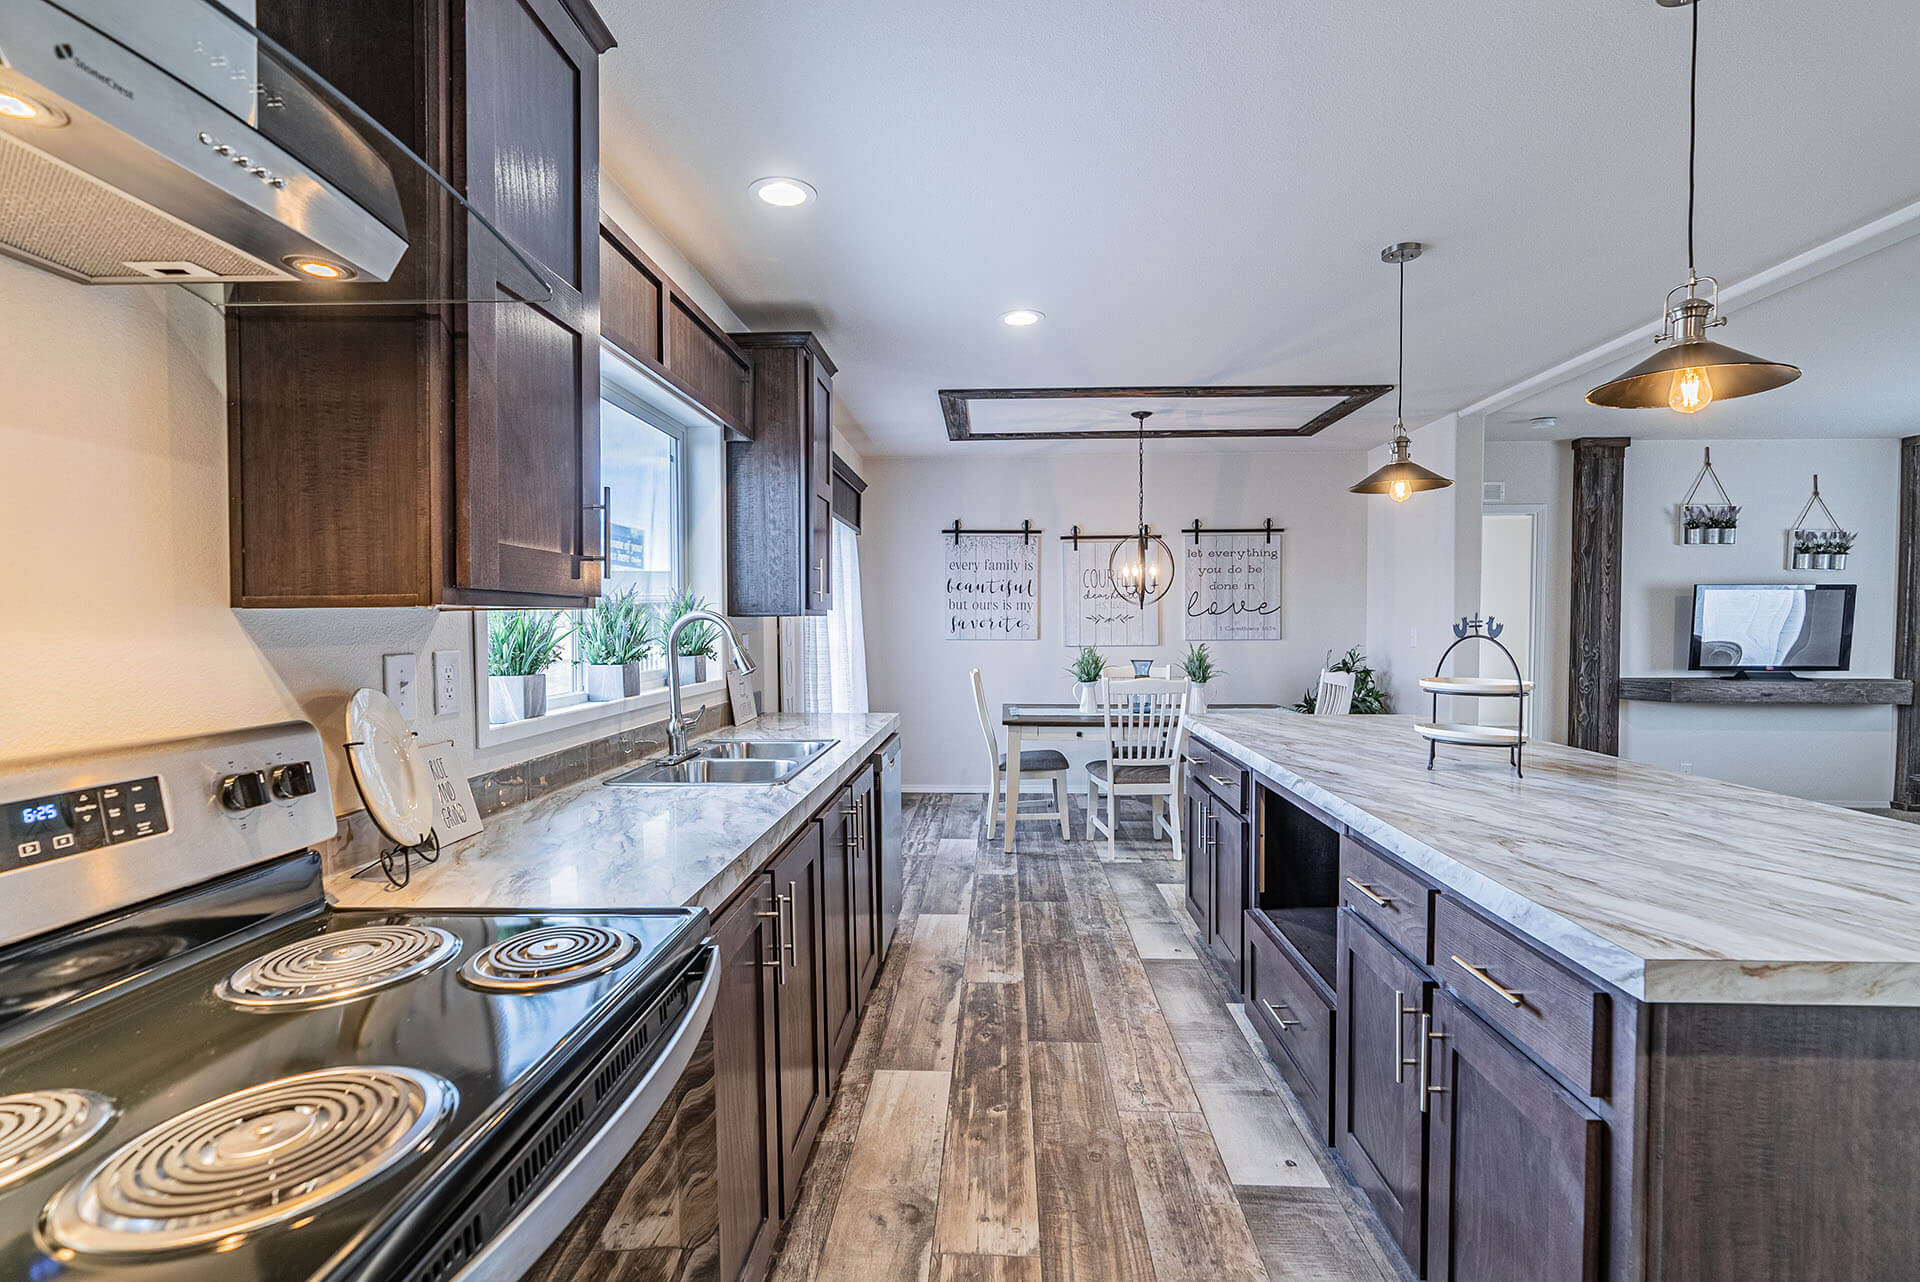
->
(449, 942), (720, 1282)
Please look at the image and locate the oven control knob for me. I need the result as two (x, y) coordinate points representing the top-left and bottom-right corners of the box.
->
(271, 761), (317, 800)
(220, 770), (271, 811)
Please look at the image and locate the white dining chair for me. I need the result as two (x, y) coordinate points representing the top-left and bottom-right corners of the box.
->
(1086, 676), (1190, 860)
(1315, 669), (1356, 715)
(970, 669), (1071, 841)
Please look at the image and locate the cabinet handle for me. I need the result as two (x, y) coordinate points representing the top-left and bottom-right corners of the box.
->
(814, 560), (826, 599)
(756, 907), (784, 971)
(1449, 955), (1525, 1007)
(1263, 1000), (1296, 1030)
(578, 485), (612, 563)
(1419, 1011), (1448, 1113)
(1343, 877), (1391, 908)
(1393, 988), (1422, 1084)
(1208, 774), (1235, 788)
(771, 885), (794, 985)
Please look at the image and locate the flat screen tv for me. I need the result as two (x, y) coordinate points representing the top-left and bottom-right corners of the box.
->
(1688, 583), (1856, 673)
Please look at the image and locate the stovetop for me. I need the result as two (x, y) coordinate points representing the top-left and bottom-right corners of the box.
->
(0, 870), (702, 1282)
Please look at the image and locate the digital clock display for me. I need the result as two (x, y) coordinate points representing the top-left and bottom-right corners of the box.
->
(20, 802), (60, 825)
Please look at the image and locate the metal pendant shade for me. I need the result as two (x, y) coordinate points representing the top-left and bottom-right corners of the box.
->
(1352, 241), (1452, 502)
(1107, 410), (1176, 606)
(1587, 0), (1799, 412)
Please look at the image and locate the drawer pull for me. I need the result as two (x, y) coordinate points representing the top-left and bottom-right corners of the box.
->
(1263, 1000), (1297, 1030)
(1419, 1011), (1448, 1113)
(1393, 988), (1420, 1084)
(1208, 774), (1235, 788)
(1450, 955), (1524, 1007)
(1344, 877), (1392, 908)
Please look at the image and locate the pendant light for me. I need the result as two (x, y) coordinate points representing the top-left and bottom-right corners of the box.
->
(1107, 411), (1176, 606)
(1351, 242), (1453, 502)
(1586, 0), (1799, 412)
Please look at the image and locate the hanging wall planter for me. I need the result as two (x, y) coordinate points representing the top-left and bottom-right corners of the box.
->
(1678, 448), (1738, 544)
(1789, 475), (1854, 572)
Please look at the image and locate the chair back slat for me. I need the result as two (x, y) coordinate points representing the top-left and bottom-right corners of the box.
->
(1315, 669), (1355, 716)
(1098, 677), (1190, 767)
(970, 669), (1002, 774)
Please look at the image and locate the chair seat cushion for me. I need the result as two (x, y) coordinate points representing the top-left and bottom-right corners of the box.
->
(1086, 760), (1171, 785)
(1001, 748), (1069, 773)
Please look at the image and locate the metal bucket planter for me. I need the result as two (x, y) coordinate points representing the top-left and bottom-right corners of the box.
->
(1720, 527), (1737, 545)
(1792, 552), (1814, 570)
(1833, 553), (1848, 570)
(1812, 552), (1833, 571)
(1703, 527), (1722, 545)
(1684, 526), (1704, 544)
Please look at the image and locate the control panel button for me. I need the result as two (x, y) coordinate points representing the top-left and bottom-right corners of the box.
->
(270, 761), (318, 800)
(16, 840), (40, 859)
(220, 770), (271, 812)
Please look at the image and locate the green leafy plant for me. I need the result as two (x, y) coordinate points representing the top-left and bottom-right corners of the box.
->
(575, 587), (657, 666)
(1067, 646), (1107, 684)
(1709, 504), (1741, 530)
(664, 588), (720, 659)
(487, 610), (568, 677)
(1181, 643), (1224, 685)
(1831, 530), (1857, 555)
(1293, 646), (1390, 715)
(1682, 504), (1712, 531)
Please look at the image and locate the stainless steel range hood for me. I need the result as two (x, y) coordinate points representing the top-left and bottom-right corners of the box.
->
(0, 0), (408, 285)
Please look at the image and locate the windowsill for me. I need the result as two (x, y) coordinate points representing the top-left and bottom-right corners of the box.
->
(475, 677), (729, 750)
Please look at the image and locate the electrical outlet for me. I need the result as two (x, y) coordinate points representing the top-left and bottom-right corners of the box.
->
(433, 650), (461, 717)
(383, 653), (419, 722)
(1409, 627), (1419, 650)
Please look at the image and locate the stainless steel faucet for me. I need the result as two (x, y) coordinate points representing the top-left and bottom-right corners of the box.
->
(663, 608), (757, 762)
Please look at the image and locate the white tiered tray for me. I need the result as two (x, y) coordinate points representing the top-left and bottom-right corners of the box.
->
(1414, 722), (1527, 747)
(1418, 676), (1535, 696)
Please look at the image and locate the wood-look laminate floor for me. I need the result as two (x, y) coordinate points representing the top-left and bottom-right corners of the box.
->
(770, 793), (1409, 1282)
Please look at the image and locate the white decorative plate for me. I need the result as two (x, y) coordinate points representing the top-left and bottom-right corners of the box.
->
(1414, 722), (1527, 746)
(1418, 676), (1535, 695)
(345, 688), (434, 847)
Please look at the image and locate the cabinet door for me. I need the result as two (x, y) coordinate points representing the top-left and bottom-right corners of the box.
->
(770, 821), (829, 1211)
(1425, 990), (1605, 1282)
(849, 767), (880, 996)
(1336, 910), (1431, 1270)
(805, 360), (833, 614)
(819, 788), (857, 1083)
(1184, 774), (1212, 934)
(457, 0), (602, 601)
(1210, 813), (1246, 971)
(714, 878), (780, 1282)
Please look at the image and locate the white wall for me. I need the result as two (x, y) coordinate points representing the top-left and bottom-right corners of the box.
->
(862, 448), (1371, 790)
(0, 182), (767, 816)
(1618, 437), (1901, 805)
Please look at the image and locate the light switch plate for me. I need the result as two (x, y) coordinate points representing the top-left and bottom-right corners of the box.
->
(383, 653), (419, 722)
(433, 651), (461, 717)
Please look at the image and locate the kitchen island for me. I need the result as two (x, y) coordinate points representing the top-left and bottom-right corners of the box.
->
(1182, 708), (1920, 1282)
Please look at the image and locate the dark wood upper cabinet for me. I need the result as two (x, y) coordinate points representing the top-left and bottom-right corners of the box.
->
(228, 0), (612, 608)
(599, 220), (751, 436)
(727, 332), (838, 616)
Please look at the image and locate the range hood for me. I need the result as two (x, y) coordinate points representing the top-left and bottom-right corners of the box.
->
(0, 0), (407, 285)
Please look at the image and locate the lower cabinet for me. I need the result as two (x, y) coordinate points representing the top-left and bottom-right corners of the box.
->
(1424, 989), (1605, 1282)
(769, 822), (829, 1211)
(714, 877), (781, 1282)
(1184, 772), (1212, 931)
(1245, 913), (1335, 1143)
(1182, 764), (1249, 973)
(819, 796), (857, 1086)
(847, 766), (880, 996)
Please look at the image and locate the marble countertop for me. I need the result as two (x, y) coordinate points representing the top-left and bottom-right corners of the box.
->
(326, 713), (900, 915)
(1189, 710), (1920, 1006)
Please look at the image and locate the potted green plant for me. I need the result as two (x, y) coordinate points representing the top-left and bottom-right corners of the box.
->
(487, 610), (567, 723)
(576, 587), (658, 701)
(1180, 643), (1224, 713)
(664, 588), (720, 686)
(1682, 504), (1711, 545)
(1068, 646), (1106, 712)
(1705, 504), (1740, 545)
(1293, 646), (1391, 715)
(1830, 530), (1855, 570)
(1791, 529), (1818, 570)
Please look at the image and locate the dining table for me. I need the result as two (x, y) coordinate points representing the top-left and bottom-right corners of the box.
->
(998, 702), (1281, 851)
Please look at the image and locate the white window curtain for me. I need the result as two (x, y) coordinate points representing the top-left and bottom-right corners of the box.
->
(799, 519), (868, 714)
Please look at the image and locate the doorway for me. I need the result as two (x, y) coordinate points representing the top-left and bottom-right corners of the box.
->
(1479, 506), (1545, 729)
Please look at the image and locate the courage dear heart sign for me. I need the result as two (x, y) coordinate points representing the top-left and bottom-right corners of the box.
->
(945, 534), (1039, 639)
(1183, 534), (1283, 640)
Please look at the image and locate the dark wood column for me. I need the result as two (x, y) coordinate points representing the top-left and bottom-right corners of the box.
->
(1568, 437), (1631, 754)
(1895, 436), (1920, 809)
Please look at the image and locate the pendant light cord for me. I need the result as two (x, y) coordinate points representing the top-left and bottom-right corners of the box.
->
(1396, 257), (1406, 429)
(1687, 0), (1699, 279)
(1136, 412), (1146, 535)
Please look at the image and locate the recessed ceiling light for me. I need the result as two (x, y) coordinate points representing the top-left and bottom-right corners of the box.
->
(1001, 308), (1044, 327)
(283, 256), (355, 281)
(0, 89), (65, 125)
(750, 176), (815, 208)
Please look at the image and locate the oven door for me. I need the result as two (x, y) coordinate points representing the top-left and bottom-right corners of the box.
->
(454, 943), (721, 1282)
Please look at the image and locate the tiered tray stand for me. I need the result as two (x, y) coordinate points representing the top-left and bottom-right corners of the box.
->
(1416, 617), (1533, 776)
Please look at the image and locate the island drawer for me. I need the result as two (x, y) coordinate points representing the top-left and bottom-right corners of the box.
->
(1338, 835), (1434, 965)
(1188, 741), (1248, 816)
(1432, 897), (1609, 1097)
(1246, 911), (1334, 1141)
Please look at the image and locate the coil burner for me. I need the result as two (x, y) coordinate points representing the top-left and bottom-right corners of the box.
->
(0, 1091), (115, 1190)
(458, 924), (641, 992)
(40, 1067), (454, 1256)
(216, 925), (460, 1010)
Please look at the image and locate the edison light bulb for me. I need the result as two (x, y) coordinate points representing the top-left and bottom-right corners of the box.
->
(1669, 366), (1713, 414)
(1389, 477), (1412, 503)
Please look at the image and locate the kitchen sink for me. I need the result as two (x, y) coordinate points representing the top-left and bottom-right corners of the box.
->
(604, 739), (837, 786)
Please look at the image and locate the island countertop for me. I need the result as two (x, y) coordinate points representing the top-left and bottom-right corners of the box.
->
(326, 713), (900, 915)
(1188, 709), (1920, 1006)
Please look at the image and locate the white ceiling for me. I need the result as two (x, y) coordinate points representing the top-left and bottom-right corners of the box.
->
(595, 0), (1920, 457)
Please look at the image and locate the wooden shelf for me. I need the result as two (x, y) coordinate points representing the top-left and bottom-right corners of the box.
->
(1618, 677), (1913, 706)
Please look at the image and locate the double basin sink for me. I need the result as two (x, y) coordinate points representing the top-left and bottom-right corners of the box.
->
(604, 738), (837, 786)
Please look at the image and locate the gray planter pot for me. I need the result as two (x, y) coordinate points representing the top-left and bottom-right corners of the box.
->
(1684, 526), (1704, 544)
(586, 661), (648, 702)
(1792, 552), (1814, 570)
(1832, 553), (1848, 570)
(1721, 528), (1738, 545)
(1702, 527), (1722, 544)
(1811, 552), (1833, 570)
(488, 674), (547, 724)
(676, 656), (707, 687)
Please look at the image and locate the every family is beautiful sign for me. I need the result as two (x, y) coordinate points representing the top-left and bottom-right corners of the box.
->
(1060, 537), (1158, 647)
(945, 533), (1039, 639)
(1183, 533), (1283, 640)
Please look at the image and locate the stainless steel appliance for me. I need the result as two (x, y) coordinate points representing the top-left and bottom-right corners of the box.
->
(0, 0), (407, 283)
(0, 722), (718, 1281)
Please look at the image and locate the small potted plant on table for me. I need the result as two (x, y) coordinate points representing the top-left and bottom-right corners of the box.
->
(488, 610), (567, 722)
(1181, 643), (1224, 713)
(1068, 646), (1106, 712)
(665, 588), (721, 687)
(577, 587), (658, 701)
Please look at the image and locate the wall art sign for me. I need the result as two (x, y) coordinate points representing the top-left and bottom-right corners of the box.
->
(1183, 534), (1282, 640)
(1061, 537), (1158, 646)
(419, 740), (484, 847)
(945, 534), (1039, 639)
